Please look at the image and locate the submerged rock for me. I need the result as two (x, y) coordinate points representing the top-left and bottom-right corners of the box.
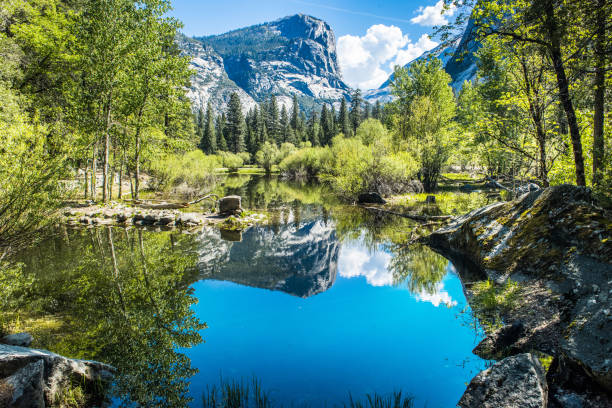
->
(0, 344), (114, 407)
(458, 353), (548, 408)
(424, 185), (612, 402)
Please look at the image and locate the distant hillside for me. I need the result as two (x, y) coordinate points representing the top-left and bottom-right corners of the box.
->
(181, 14), (351, 114)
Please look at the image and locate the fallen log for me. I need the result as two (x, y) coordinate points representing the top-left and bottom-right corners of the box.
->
(128, 194), (219, 210)
(360, 206), (454, 222)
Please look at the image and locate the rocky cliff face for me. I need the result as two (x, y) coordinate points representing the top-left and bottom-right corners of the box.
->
(182, 14), (351, 113)
(196, 220), (339, 298)
(425, 185), (612, 407)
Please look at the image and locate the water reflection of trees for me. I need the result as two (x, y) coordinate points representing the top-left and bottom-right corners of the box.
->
(5, 227), (205, 407)
(389, 244), (448, 295)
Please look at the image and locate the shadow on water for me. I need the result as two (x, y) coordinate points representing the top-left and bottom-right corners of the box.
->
(1, 175), (495, 407)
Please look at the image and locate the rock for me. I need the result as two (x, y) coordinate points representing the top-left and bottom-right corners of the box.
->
(425, 195), (436, 204)
(425, 185), (612, 396)
(358, 192), (386, 204)
(178, 213), (202, 226)
(219, 196), (242, 214)
(0, 344), (114, 407)
(516, 182), (541, 195)
(473, 321), (524, 360)
(405, 180), (424, 193)
(458, 353), (548, 408)
(0, 333), (33, 348)
(1, 360), (44, 407)
(460, 183), (475, 192)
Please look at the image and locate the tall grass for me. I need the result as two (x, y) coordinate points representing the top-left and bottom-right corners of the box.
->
(149, 150), (220, 196)
(201, 376), (414, 408)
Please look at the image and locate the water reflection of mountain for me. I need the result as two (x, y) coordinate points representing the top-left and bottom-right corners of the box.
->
(195, 220), (339, 298)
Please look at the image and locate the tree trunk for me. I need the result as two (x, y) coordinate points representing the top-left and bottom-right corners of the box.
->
(102, 96), (112, 203)
(91, 143), (97, 199)
(592, 0), (606, 186)
(133, 105), (145, 201)
(544, 0), (586, 186)
(118, 149), (124, 200)
(84, 161), (89, 199)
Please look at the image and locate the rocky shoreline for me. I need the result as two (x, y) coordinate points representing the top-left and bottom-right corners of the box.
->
(424, 184), (612, 407)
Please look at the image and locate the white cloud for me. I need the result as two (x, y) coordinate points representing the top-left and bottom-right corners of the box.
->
(338, 246), (394, 287)
(338, 25), (438, 90)
(415, 282), (457, 308)
(411, 0), (456, 26)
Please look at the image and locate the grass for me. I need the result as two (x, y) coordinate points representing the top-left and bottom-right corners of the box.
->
(201, 377), (414, 408)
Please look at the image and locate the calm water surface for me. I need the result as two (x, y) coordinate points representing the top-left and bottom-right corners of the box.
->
(7, 176), (494, 407)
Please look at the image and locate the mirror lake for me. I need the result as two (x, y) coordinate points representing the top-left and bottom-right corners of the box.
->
(7, 175), (500, 407)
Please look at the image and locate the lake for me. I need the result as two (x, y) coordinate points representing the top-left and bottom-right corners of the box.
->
(6, 175), (494, 407)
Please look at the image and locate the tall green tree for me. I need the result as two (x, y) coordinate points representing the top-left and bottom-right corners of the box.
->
(200, 102), (216, 154)
(338, 98), (351, 137)
(349, 89), (363, 135)
(226, 92), (245, 153)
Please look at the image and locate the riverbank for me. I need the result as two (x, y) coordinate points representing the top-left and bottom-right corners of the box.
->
(424, 184), (612, 407)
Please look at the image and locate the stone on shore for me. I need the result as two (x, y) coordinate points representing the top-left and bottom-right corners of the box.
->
(219, 196), (242, 214)
(0, 333), (33, 348)
(458, 353), (548, 408)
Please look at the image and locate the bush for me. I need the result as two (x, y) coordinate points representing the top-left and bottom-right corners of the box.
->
(322, 136), (419, 198)
(237, 152), (251, 165)
(279, 146), (333, 179)
(150, 150), (219, 195)
(255, 142), (279, 174)
(217, 151), (244, 172)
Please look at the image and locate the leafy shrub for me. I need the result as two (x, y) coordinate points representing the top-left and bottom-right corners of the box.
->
(237, 152), (251, 165)
(150, 150), (219, 195)
(278, 146), (333, 179)
(255, 142), (279, 173)
(217, 151), (244, 172)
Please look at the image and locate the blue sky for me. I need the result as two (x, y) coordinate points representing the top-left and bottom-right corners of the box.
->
(169, 0), (457, 89)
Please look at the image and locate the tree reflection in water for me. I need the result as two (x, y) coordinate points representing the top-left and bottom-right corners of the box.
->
(4, 227), (206, 407)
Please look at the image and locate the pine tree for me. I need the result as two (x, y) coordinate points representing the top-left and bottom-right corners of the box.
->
(364, 101), (371, 120)
(280, 105), (290, 144)
(200, 102), (216, 154)
(350, 89), (363, 135)
(307, 111), (319, 146)
(267, 95), (279, 143)
(196, 108), (205, 138)
(338, 98), (351, 137)
(319, 104), (331, 146)
(290, 94), (300, 132)
(373, 100), (382, 120)
(226, 92), (245, 153)
(216, 114), (227, 151)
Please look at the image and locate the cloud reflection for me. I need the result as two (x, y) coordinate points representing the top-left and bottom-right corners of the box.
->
(338, 245), (457, 307)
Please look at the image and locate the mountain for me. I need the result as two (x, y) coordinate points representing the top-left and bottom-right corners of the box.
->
(364, 33), (467, 103)
(195, 221), (339, 298)
(181, 14), (351, 114)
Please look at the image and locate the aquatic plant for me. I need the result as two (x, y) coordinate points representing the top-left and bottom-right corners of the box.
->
(202, 377), (270, 408)
(345, 391), (414, 408)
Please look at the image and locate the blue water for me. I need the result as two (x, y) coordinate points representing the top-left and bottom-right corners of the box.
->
(185, 229), (485, 407)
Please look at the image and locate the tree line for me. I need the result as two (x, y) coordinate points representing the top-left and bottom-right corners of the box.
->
(195, 91), (385, 155)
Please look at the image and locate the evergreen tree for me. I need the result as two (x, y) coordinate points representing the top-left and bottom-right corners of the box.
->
(373, 100), (382, 120)
(216, 114), (227, 151)
(196, 108), (205, 139)
(319, 104), (332, 146)
(364, 101), (371, 120)
(226, 92), (245, 153)
(200, 102), (216, 154)
(280, 105), (290, 144)
(349, 89), (363, 135)
(338, 98), (351, 137)
(267, 95), (279, 143)
(290, 94), (300, 131)
(307, 111), (320, 146)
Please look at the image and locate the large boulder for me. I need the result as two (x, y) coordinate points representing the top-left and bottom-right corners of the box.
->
(358, 192), (386, 204)
(459, 353), (548, 408)
(425, 185), (612, 397)
(1, 333), (33, 348)
(0, 344), (114, 407)
(219, 195), (242, 214)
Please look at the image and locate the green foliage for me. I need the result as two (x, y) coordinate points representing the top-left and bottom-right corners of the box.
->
(345, 391), (414, 408)
(217, 151), (244, 172)
(471, 279), (521, 331)
(150, 150), (219, 195)
(278, 146), (333, 179)
(390, 59), (456, 192)
(255, 142), (279, 174)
